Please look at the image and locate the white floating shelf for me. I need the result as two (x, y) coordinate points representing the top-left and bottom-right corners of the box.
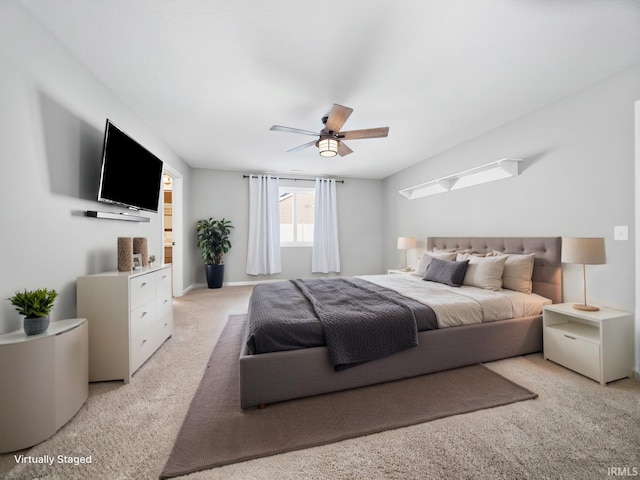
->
(399, 158), (522, 200)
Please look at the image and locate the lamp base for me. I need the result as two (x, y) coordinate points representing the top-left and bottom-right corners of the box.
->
(573, 304), (600, 312)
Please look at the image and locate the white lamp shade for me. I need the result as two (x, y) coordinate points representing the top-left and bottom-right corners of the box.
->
(397, 237), (416, 250)
(561, 237), (606, 265)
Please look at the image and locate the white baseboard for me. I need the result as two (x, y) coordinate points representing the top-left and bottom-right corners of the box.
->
(181, 280), (268, 291)
(226, 279), (282, 286)
(190, 277), (338, 290)
(180, 283), (199, 295)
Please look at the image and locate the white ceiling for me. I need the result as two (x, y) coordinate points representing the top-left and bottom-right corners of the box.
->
(19, 0), (640, 179)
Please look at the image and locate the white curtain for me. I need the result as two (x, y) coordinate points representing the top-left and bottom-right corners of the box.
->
(312, 178), (341, 273)
(246, 175), (281, 275)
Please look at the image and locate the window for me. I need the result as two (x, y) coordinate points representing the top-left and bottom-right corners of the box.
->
(279, 187), (315, 246)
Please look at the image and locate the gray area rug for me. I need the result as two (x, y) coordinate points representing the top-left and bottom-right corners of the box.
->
(161, 314), (537, 479)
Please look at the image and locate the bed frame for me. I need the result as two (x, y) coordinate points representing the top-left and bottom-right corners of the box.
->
(239, 236), (562, 409)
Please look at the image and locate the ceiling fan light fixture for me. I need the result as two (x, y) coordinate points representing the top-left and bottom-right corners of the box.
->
(318, 138), (338, 157)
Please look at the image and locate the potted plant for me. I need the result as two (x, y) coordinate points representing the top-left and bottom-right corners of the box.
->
(196, 218), (234, 288)
(8, 288), (58, 335)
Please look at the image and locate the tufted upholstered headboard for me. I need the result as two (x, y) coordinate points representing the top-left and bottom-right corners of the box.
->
(426, 236), (563, 304)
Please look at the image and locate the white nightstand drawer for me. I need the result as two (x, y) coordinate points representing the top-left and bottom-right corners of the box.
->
(545, 327), (600, 381)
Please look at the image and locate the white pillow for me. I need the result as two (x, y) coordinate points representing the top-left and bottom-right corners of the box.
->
(413, 251), (456, 277)
(489, 251), (535, 293)
(456, 253), (507, 291)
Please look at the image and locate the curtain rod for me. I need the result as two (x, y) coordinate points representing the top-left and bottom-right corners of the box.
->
(242, 175), (344, 184)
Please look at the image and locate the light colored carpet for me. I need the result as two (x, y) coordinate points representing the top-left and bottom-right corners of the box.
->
(1, 285), (639, 479)
(161, 314), (537, 478)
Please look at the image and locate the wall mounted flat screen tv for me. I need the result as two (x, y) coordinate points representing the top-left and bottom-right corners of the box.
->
(98, 120), (164, 213)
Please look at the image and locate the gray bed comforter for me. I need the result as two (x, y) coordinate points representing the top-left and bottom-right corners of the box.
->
(246, 277), (437, 370)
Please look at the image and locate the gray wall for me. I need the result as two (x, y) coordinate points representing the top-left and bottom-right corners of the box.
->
(0, 3), (193, 334)
(383, 63), (640, 369)
(189, 170), (384, 285)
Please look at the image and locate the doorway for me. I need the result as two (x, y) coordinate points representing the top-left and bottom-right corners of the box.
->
(162, 165), (184, 297)
(163, 173), (173, 265)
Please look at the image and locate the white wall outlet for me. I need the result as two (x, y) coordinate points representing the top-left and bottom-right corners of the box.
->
(614, 225), (628, 241)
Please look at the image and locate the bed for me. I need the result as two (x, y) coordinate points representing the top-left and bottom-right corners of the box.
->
(239, 236), (562, 409)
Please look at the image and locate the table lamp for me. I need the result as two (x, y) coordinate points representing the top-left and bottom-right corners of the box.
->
(397, 237), (416, 271)
(561, 237), (606, 311)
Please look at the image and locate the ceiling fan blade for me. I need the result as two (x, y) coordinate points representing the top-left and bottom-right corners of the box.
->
(270, 125), (319, 137)
(339, 127), (389, 140)
(337, 141), (353, 156)
(323, 104), (353, 133)
(287, 140), (317, 153)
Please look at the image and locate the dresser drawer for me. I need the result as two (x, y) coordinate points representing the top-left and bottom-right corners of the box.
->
(130, 302), (157, 340)
(157, 295), (172, 320)
(130, 274), (157, 311)
(545, 327), (601, 381)
(131, 327), (157, 373)
(157, 315), (173, 343)
(156, 268), (172, 298)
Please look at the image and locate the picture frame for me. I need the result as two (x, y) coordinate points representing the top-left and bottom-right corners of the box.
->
(132, 253), (143, 270)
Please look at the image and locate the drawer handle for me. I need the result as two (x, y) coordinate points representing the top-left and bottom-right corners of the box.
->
(164, 322), (168, 327)
(163, 299), (168, 304)
(162, 275), (167, 280)
(141, 311), (148, 318)
(141, 282), (147, 287)
(564, 335), (576, 340)
(141, 338), (147, 344)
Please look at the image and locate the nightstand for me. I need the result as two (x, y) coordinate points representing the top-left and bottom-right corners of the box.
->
(543, 303), (634, 385)
(387, 269), (415, 275)
(0, 319), (88, 452)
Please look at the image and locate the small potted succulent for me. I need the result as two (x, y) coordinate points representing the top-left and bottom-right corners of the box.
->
(8, 288), (58, 335)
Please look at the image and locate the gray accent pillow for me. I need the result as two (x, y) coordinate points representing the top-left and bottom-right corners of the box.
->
(412, 251), (456, 277)
(423, 258), (470, 287)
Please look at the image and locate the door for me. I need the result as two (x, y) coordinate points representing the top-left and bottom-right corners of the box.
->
(162, 176), (173, 265)
(162, 165), (184, 297)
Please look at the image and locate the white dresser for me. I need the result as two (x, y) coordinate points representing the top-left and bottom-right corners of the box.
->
(77, 264), (173, 383)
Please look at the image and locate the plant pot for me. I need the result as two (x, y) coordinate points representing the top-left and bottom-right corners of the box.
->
(205, 264), (225, 289)
(23, 316), (50, 336)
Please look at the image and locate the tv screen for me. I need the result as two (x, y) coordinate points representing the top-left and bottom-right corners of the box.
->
(98, 120), (164, 212)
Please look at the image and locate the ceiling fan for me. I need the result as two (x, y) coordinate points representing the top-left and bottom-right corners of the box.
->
(270, 104), (389, 157)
